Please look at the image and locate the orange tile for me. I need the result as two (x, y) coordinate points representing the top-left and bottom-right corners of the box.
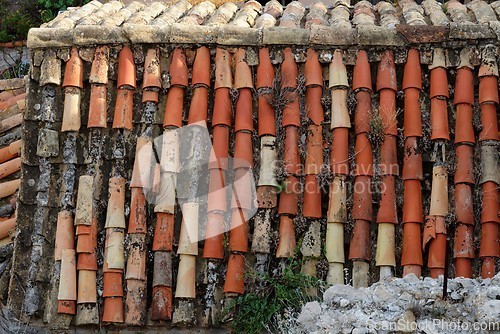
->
(256, 185), (278, 209)
(130, 137), (153, 188)
(276, 215), (296, 258)
(330, 127), (349, 176)
(453, 67), (474, 105)
(192, 46), (210, 87)
(427, 233), (446, 276)
(376, 51), (396, 92)
(379, 135), (398, 176)
(401, 222), (423, 266)
(0, 139), (21, 164)
(128, 188), (147, 234)
(207, 168), (227, 212)
(430, 98), (450, 141)
(455, 257), (472, 279)
(214, 48), (232, 90)
(354, 90), (372, 135)
(481, 257), (496, 279)
(124, 279), (147, 326)
(258, 94), (276, 135)
(352, 175), (372, 221)
(89, 45), (109, 84)
(352, 50), (372, 92)
(453, 224), (474, 259)
(303, 175), (322, 218)
(230, 168), (255, 211)
(233, 131), (253, 169)
(143, 49), (161, 90)
(77, 269), (97, 303)
(454, 145), (474, 185)
(188, 87), (208, 124)
(105, 177), (126, 229)
(170, 48), (188, 87)
(481, 182), (499, 223)
(0, 218), (15, 240)
(0, 179), (20, 200)
(429, 67), (449, 99)
(455, 184), (474, 225)
(306, 86), (324, 125)
(103, 272), (124, 297)
(402, 180), (423, 223)
(117, 46), (136, 89)
(304, 49), (323, 87)
(151, 286), (172, 321)
(234, 49), (253, 89)
(163, 86), (184, 128)
(282, 94), (300, 127)
(479, 103), (499, 141)
(125, 234), (147, 281)
(77, 252), (97, 271)
(58, 300), (76, 315)
(0, 157), (21, 180)
(278, 176), (299, 215)
(203, 211), (225, 260)
(62, 48), (83, 89)
(142, 90), (159, 103)
(305, 124), (324, 175)
(223, 254), (245, 294)
(212, 88), (232, 127)
(256, 47), (274, 89)
(88, 84), (107, 128)
(281, 47), (298, 89)
(229, 208), (249, 253)
(234, 88), (254, 132)
(478, 75), (499, 104)
(58, 249), (77, 304)
(403, 88), (422, 137)
(379, 89), (397, 136)
(402, 137), (423, 181)
(454, 104), (475, 144)
(402, 49), (422, 90)
(348, 219), (371, 261)
(102, 297), (124, 323)
(153, 213), (175, 251)
(283, 126), (301, 175)
(479, 222), (499, 258)
(112, 88), (134, 130)
(376, 175), (397, 224)
(209, 125), (230, 170)
(429, 166), (449, 216)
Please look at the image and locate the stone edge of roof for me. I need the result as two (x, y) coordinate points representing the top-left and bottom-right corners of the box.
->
(27, 22), (500, 49)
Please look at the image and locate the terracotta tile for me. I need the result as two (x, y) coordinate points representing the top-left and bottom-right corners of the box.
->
(0, 157), (21, 180)
(354, 90), (372, 135)
(229, 208), (249, 252)
(223, 254), (245, 294)
(330, 127), (349, 176)
(203, 211), (225, 259)
(376, 175), (397, 224)
(103, 272), (124, 297)
(188, 87), (209, 124)
(0, 179), (20, 199)
(104, 228), (125, 270)
(102, 297), (124, 323)
(258, 94), (276, 136)
(89, 46), (109, 84)
(62, 48), (84, 89)
(77, 252), (98, 271)
(276, 215), (296, 258)
(256, 48), (274, 89)
(455, 257), (473, 279)
(284, 126), (301, 175)
(481, 257), (496, 278)
(306, 86), (324, 125)
(330, 90), (351, 130)
(0, 139), (21, 164)
(58, 249), (77, 310)
(61, 89), (82, 132)
(105, 177), (126, 229)
(88, 84), (107, 128)
(403, 88), (422, 137)
(454, 104), (475, 144)
(258, 136), (278, 188)
(402, 180), (423, 223)
(76, 227), (94, 255)
(58, 300), (76, 315)
(379, 135), (398, 176)
(154, 172), (176, 214)
(231, 168), (256, 211)
(152, 251), (172, 288)
(131, 137), (153, 188)
(209, 126), (230, 170)
(327, 175), (347, 223)
(174, 254), (196, 298)
(326, 222), (345, 264)
(352, 175), (372, 221)
(481, 182), (499, 223)
(304, 49), (323, 87)
(207, 168), (227, 212)
(303, 175), (322, 218)
(151, 286), (172, 320)
(454, 224), (474, 260)
(428, 232), (447, 278)
(170, 48), (189, 87)
(282, 94), (300, 127)
(402, 49), (422, 90)
(142, 90), (159, 103)
(281, 48), (298, 89)
(163, 86), (184, 128)
(455, 184), (474, 225)
(478, 76), (499, 104)
(423, 215), (446, 247)
(430, 98), (450, 141)
(234, 88), (253, 132)
(329, 50), (348, 88)
(117, 46), (136, 89)
(125, 234), (147, 280)
(479, 103), (500, 141)
(349, 219), (370, 261)
(401, 222), (423, 267)
(429, 67), (449, 99)
(77, 270), (97, 303)
(233, 131), (253, 169)
(192, 47), (210, 87)
(143, 49), (161, 89)
(256, 185), (277, 209)
(214, 48), (232, 90)
(234, 49), (253, 90)
(453, 67), (474, 105)
(128, 188), (147, 234)
(352, 50), (372, 92)
(153, 213), (175, 251)
(112, 88), (134, 130)
(124, 279), (147, 326)
(0, 218), (15, 241)
(429, 166), (448, 216)
(177, 202), (199, 256)
(375, 222), (396, 267)
(402, 137), (422, 181)
(278, 175), (299, 215)
(379, 89), (397, 136)
(305, 124), (324, 175)
(454, 145), (474, 185)
(376, 51), (396, 92)
(212, 88), (232, 127)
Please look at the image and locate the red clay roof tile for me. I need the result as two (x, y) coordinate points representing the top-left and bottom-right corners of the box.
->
(454, 224), (475, 259)
(303, 175), (322, 218)
(401, 222), (423, 266)
(153, 213), (174, 252)
(234, 88), (254, 132)
(233, 131), (253, 169)
(278, 175), (299, 216)
(103, 272), (124, 297)
(379, 135), (398, 176)
(305, 124), (324, 175)
(352, 50), (372, 92)
(481, 181), (499, 223)
(188, 87), (209, 124)
(77, 252), (98, 271)
(429, 98), (450, 141)
(281, 48), (298, 90)
(125, 234), (147, 280)
(330, 127), (349, 176)
(128, 188), (147, 234)
(210, 126), (230, 170)
(88, 84), (107, 128)
(304, 49), (323, 87)
(77, 270), (97, 303)
(481, 257), (496, 278)
(454, 104), (475, 144)
(329, 50), (348, 89)
(479, 222), (499, 258)
(0, 140), (20, 164)
(276, 215), (296, 258)
(58, 249), (77, 314)
(379, 89), (397, 136)
(0, 157), (21, 180)
(453, 67), (474, 105)
(89, 46), (109, 84)
(403, 88), (422, 137)
(212, 88), (232, 127)
(478, 76), (499, 104)
(376, 175), (397, 224)
(352, 175), (372, 221)
(402, 137), (423, 181)
(282, 94), (300, 127)
(214, 48), (232, 90)
(143, 49), (161, 89)
(0, 179), (20, 200)
(258, 94), (276, 136)
(305, 86), (324, 126)
(102, 296), (124, 323)
(223, 254), (245, 294)
(54, 211), (75, 261)
(234, 49), (253, 90)
(402, 49), (422, 91)
(349, 219), (371, 261)
(203, 211), (225, 259)
(117, 46), (136, 89)
(207, 168), (227, 212)
(330, 89), (350, 129)
(479, 103), (500, 141)
(62, 48), (84, 89)
(229, 208), (249, 252)
(376, 51), (397, 92)
(170, 48), (188, 87)
(429, 166), (449, 216)
(142, 89), (159, 103)
(455, 184), (474, 225)
(192, 47), (211, 87)
(283, 126), (301, 175)
(163, 86), (184, 128)
(429, 67), (449, 99)
(256, 48), (274, 89)
(151, 286), (172, 320)
(354, 90), (372, 135)
(454, 145), (474, 185)
(402, 180), (423, 223)
(112, 88), (134, 130)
